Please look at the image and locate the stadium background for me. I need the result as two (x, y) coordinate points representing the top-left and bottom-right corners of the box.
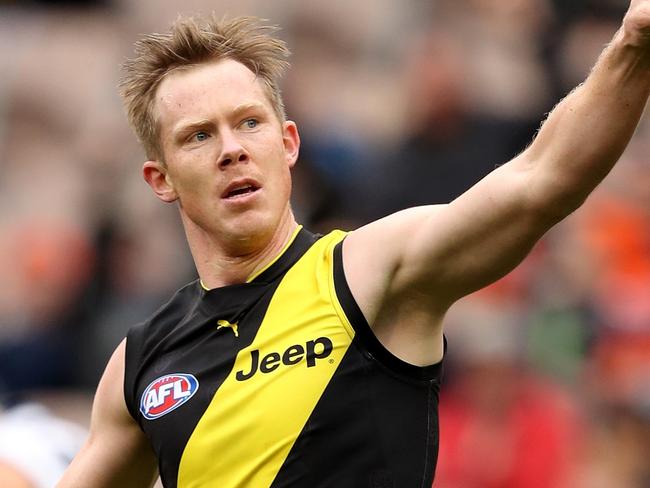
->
(0, 0), (649, 486)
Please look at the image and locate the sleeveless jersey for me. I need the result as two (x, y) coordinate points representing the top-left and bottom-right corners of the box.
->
(124, 227), (444, 488)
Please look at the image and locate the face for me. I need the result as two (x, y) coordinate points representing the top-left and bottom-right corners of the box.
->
(143, 59), (299, 251)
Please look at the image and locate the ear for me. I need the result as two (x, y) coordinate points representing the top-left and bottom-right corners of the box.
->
(282, 121), (300, 169)
(142, 160), (178, 203)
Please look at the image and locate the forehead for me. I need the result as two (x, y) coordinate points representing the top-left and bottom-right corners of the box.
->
(154, 59), (272, 128)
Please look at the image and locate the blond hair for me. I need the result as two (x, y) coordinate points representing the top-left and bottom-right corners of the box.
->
(120, 15), (290, 161)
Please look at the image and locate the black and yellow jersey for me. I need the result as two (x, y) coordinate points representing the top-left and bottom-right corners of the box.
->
(124, 227), (444, 488)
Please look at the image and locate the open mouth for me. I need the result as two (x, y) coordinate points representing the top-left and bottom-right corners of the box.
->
(222, 181), (260, 199)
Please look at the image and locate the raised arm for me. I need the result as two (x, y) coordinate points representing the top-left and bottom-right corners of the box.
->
(343, 1), (650, 364)
(57, 340), (158, 488)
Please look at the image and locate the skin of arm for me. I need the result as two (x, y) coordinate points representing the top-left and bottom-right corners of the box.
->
(343, 1), (650, 366)
(57, 341), (158, 488)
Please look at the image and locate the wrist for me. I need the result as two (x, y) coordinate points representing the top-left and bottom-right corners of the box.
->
(616, 23), (647, 49)
(606, 27), (650, 74)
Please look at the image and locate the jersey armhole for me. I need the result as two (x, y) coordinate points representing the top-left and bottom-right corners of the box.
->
(123, 324), (145, 424)
(331, 239), (446, 383)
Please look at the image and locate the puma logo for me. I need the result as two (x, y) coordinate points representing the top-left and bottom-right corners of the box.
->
(217, 319), (239, 337)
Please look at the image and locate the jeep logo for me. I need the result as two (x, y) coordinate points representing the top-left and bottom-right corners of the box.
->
(235, 337), (333, 381)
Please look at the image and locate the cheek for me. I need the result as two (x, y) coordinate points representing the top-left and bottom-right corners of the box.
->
(265, 164), (292, 208)
(275, 160), (293, 194)
(283, 165), (293, 193)
(258, 140), (291, 182)
(171, 165), (214, 203)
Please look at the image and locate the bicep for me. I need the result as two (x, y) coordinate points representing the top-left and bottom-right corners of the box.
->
(402, 157), (551, 300)
(348, 154), (555, 311)
(58, 341), (158, 488)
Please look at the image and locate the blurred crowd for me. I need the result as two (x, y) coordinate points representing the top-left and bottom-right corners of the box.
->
(0, 0), (649, 486)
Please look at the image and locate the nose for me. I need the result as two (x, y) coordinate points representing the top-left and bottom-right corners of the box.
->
(218, 130), (249, 169)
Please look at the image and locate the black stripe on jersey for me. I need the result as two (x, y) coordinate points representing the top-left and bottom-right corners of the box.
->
(124, 229), (320, 487)
(131, 282), (280, 487)
(124, 283), (201, 422)
(332, 240), (444, 382)
(270, 338), (441, 488)
(271, 239), (444, 488)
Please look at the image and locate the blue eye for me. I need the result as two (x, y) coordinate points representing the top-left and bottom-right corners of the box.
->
(244, 119), (258, 129)
(194, 131), (209, 142)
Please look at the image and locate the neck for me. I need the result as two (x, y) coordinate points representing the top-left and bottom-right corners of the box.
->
(184, 211), (299, 289)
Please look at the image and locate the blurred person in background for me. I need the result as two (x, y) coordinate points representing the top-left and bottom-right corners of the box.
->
(56, 1), (650, 486)
(435, 295), (584, 488)
(0, 400), (87, 488)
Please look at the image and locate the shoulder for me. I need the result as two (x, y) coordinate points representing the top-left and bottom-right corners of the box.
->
(343, 205), (449, 278)
(341, 206), (449, 320)
(127, 279), (201, 342)
(123, 280), (200, 418)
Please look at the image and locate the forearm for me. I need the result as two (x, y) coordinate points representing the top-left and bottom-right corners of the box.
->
(524, 26), (650, 214)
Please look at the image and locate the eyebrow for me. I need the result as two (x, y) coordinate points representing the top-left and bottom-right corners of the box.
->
(231, 102), (267, 117)
(171, 102), (268, 136)
(172, 119), (214, 136)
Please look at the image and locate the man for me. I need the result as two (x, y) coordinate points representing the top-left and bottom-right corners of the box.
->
(60, 4), (650, 487)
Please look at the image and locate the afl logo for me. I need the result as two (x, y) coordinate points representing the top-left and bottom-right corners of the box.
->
(140, 373), (199, 420)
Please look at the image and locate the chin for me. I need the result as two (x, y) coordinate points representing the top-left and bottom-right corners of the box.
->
(223, 212), (279, 246)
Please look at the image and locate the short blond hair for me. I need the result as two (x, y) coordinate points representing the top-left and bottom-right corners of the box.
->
(120, 15), (290, 161)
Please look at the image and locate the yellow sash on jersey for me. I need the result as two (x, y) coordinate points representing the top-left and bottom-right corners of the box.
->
(178, 231), (355, 488)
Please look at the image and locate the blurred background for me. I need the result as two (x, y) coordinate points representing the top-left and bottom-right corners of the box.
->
(0, 0), (649, 486)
